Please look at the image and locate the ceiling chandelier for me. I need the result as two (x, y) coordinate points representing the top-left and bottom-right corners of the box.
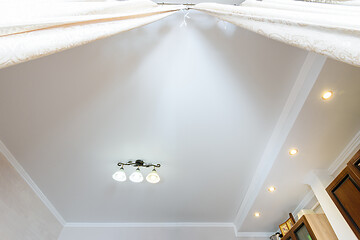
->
(112, 160), (161, 184)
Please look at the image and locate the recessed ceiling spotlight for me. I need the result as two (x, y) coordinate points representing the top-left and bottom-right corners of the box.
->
(254, 212), (260, 217)
(322, 90), (333, 100)
(268, 186), (276, 192)
(289, 148), (298, 156)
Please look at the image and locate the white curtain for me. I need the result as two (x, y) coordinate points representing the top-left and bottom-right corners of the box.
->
(1, 0), (360, 69)
(0, 0), (184, 69)
(193, 0), (360, 67)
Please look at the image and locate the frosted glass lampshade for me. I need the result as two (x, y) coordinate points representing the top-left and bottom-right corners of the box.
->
(112, 168), (126, 182)
(129, 168), (144, 183)
(146, 169), (160, 184)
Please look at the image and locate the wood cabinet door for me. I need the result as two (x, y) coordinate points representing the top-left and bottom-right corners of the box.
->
(293, 223), (315, 240)
(283, 216), (317, 240)
(292, 217), (318, 240)
(326, 166), (360, 239)
(347, 149), (360, 180)
(283, 232), (296, 240)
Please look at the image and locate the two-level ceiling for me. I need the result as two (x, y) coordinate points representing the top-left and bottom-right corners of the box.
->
(0, 10), (359, 234)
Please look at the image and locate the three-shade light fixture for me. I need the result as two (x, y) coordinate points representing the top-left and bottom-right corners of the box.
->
(112, 160), (161, 184)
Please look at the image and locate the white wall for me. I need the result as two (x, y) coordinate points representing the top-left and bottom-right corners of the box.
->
(0, 152), (63, 240)
(59, 226), (239, 240)
(306, 170), (357, 240)
(313, 203), (324, 214)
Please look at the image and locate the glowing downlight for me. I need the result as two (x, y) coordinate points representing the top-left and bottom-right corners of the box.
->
(289, 148), (299, 156)
(322, 91), (333, 100)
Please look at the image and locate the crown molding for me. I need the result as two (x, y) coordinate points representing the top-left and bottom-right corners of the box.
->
(234, 52), (327, 231)
(236, 232), (274, 238)
(294, 130), (360, 221)
(0, 139), (66, 226)
(65, 222), (235, 228)
(65, 223), (271, 239)
(328, 130), (360, 176)
(65, 223), (272, 238)
(311, 201), (320, 211)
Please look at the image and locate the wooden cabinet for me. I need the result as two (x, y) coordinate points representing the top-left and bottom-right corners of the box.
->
(326, 149), (360, 239)
(348, 149), (360, 179)
(282, 214), (337, 240)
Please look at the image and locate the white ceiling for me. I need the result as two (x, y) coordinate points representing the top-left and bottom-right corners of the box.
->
(0, 10), (359, 234)
(240, 58), (360, 232)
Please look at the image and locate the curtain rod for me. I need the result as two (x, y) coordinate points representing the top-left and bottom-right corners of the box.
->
(156, 2), (197, 10)
(156, 2), (238, 7)
(156, 2), (196, 6)
(157, 2), (196, 5)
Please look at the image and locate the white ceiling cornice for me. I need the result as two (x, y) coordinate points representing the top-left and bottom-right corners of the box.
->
(293, 130), (360, 219)
(65, 222), (272, 239)
(234, 52), (327, 231)
(327, 130), (360, 176)
(0, 139), (66, 226)
(65, 222), (235, 228)
(236, 232), (274, 237)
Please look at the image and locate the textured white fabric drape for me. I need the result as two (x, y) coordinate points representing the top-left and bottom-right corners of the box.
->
(1, 0), (359, 69)
(193, 0), (360, 67)
(0, 0), (184, 69)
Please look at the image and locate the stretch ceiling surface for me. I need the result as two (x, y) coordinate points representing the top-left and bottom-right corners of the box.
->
(1, 11), (359, 233)
(0, 13), (306, 223)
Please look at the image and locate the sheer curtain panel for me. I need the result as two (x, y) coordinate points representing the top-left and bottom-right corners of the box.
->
(193, 0), (360, 67)
(0, 0), (183, 69)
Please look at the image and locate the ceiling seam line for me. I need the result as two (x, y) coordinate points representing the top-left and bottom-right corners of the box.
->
(233, 52), (327, 232)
